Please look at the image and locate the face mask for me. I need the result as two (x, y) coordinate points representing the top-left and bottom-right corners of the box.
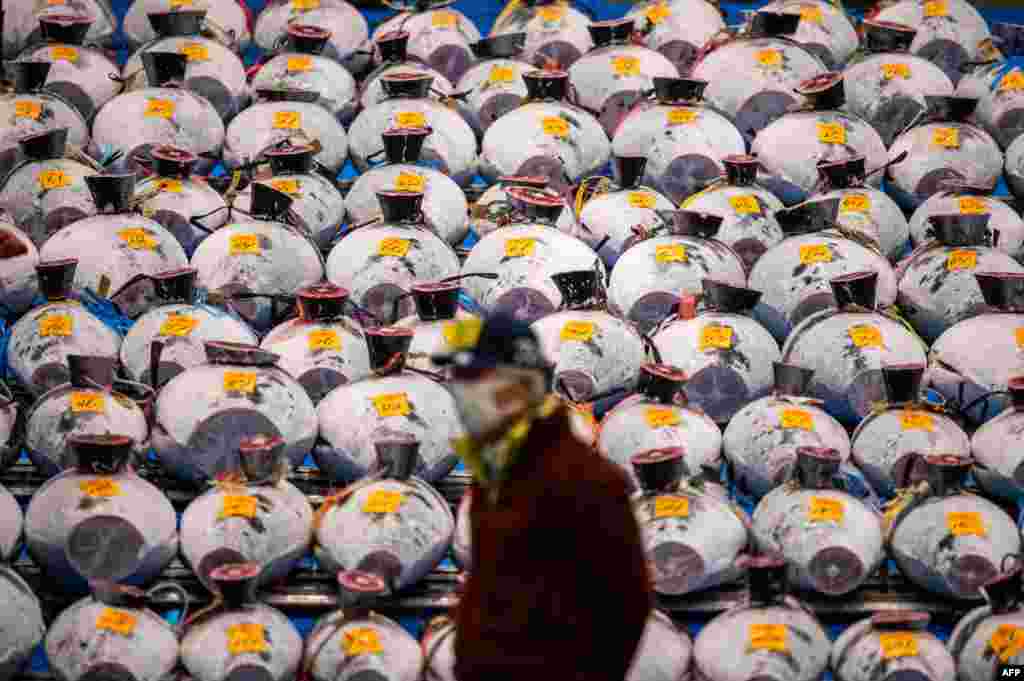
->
(449, 367), (547, 444)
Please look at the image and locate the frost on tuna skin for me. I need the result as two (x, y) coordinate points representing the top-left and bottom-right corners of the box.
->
(136, 177), (228, 256)
(819, 188), (909, 263)
(305, 610), (422, 681)
(567, 45), (679, 115)
(181, 605), (302, 681)
(45, 597), (178, 681)
(971, 409), (1024, 503)
(254, 0), (366, 53)
(20, 44), (121, 118)
(260, 317), (372, 402)
(0, 223), (40, 318)
(0, 484), (22, 562)
(233, 176), (345, 253)
(909, 193), (1024, 262)
(0, 159), (97, 249)
(314, 478), (454, 591)
(831, 616), (955, 681)
(360, 65), (453, 111)
(576, 189), (674, 268)
(124, 0), (250, 51)
(224, 103), (348, 175)
(0, 96), (90, 167)
(251, 54), (357, 120)
(949, 606), (1024, 680)
(0, 567), (44, 681)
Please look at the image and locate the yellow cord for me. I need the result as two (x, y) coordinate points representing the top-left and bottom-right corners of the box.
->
(574, 176), (612, 218)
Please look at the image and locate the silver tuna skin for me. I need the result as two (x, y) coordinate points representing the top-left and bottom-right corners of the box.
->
(781, 310), (929, 424)
(181, 605), (302, 681)
(24, 466), (178, 590)
(121, 303), (258, 385)
(626, 0), (725, 73)
(0, 484), (23, 562)
(0, 221), (40, 317)
(373, 8), (479, 84)
(314, 477), (454, 590)
(748, 233), (899, 343)
(724, 396), (851, 499)
(757, 0), (859, 68)
(488, 3), (593, 69)
(753, 487), (884, 595)
(233, 176), (345, 253)
(896, 244), (1024, 343)
(612, 102), (746, 204)
(889, 493), (1020, 599)
(831, 616), (955, 681)
(575, 187), (675, 268)
(652, 312), (782, 425)
(224, 102), (348, 175)
(6, 301), (122, 398)
(0, 157), (97, 249)
(949, 603), (1024, 681)
(909, 192), (1024, 262)
(394, 309), (480, 375)
(254, 0), (367, 57)
(305, 610), (422, 681)
(568, 45), (679, 128)
(693, 600), (830, 681)
(1009, 134), (1024, 200)
(123, 37), (249, 121)
(972, 406), (1024, 503)
(345, 165), (469, 247)
(93, 88), (224, 169)
(45, 594), (179, 681)
(0, 398), (18, 475)
(315, 373), (465, 483)
(251, 53), (357, 123)
(598, 395), (723, 490)
(0, 567), (45, 681)
(470, 183), (576, 236)
(136, 175), (229, 256)
(3, 0), (116, 57)
(452, 487), (471, 571)
(814, 188), (910, 263)
(680, 182), (785, 271)
(0, 94), (89, 178)
(360, 64), (453, 110)
(25, 385), (150, 479)
(851, 407), (969, 498)
(607, 235), (747, 333)
(957, 64), (1024, 148)
(349, 99), (476, 186)
(456, 57), (532, 136)
(325, 225), (459, 322)
(124, 0), (251, 51)
(260, 315), (372, 404)
(19, 42), (122, 121)
(40, 214), (189, 319)
(180, 478), (313, 588)
(479, 102), (610, 187)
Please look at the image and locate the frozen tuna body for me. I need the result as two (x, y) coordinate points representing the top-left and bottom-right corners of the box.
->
(0, 128), (97, 250)
(45, 582), (180, 681)
(0, 217), (40, 318)
(0, 566), (44, 681)
(479, 69), (609, 194)
(850, 364), (968, 498)
(780, 271), (928, 425)
(3, 0), (116, 58)
(344, 127), (468, 247)
(349, 73), (476, 186)
(254, 0), (368, 67)
(392, 280), (481, 376)
(972, 378), (1024, 504)
(181, 435), (313, 587)
(755, 0), (858, 69)
(1009, 135), (1024, 200)
(152, 341), (318, 484)
(487, 0), (593, 70)
(958, 54), (1024, 149)
(314, 440), (454, 590)
(24, 434), (178, 593)
(886, 96), (1003, 211)
(0, 481), (22, 561)
(651, 280), (780, 425)
(124, 0), (250, 52)
(886, 454), (1020, 600)
(470, 176), (575, 236)
(908, 183), (1024, 262)
(25, 355), (150, 479)
(949, 566), (1024, 681)
(456, 34), (532, 137)
(832, 611), (955, 681)
(598, 364), (723, 490)
(360, 31), (454, 110)
(181, 563), (302, 681)
(896, 213), (1024, 343)
(611, 77), (745, 205)
(625, 0), (725, 74)
(452, 487), (471, 570)
(372, 4), (479, 85)
(6, 259), (122, 399)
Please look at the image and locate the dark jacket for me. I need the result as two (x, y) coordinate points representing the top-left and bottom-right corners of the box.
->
(453, 405), (652, 681)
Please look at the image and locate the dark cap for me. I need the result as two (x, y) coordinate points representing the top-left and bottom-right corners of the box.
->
(637, 363), (687, 405)
(366, 326), (414, 372)
(665, 210), (723, 239)
(701, 278), (761, 313)
(975, 272), (1024, 311)
(773, 361), (814, 396)
(380, 72), (434, 99)
(85, 174), (135, 214)
(652, 76), (707, 103)
(471, 33), (526, 59)
(254, 88), (319, 103)
(250, 182), (295, 221)
(631, 447), (686, 492)
(1010, 376), (1024, 408)
(70, 433), (134, 475)
(794, 446), (841, 489)
(924, 96), (979, 122)
(796, 72), (845, 110)
(551, 270), (602, 310)
(738, 553), (788, 604)
(522, 69), (569, 101)
(830, 270), (879, 309)
(208, 562), (260, 606)
(882, 363), (925, 405)
(381, 127), (430, 165)
(982, 564), (1023, 614)
(871, 610), (931, 631)
(36, 258), (77, 301)
(151, 145), (198, 178)
(147, 10), (205, 37)
(375, 435), (419, 480)
(927, 213), (993, 248)
(507, 185), (564, 224)
(152, 267), (197, 303)
(775, 198), (840, 235)
(588, 18), (635, 47)
(68, 354), (117, 389)
(922, 453), (972, 496)
(817, 156), (866, 190)
(286, 23), (331, 55)
(376, 31), (409, 63)
(264, 142), (316, 175)
(18, 127), (68, 160)
(749, 11), (800, 37)
(410, 281), (460, 321)
(238, 434), (284, 481)
(862, 19), (917, 53)
(39, 13), (92, 45)
(204, 341), (279, 366)
(377, 189), (424, 224)
(140, 51), (187, 86)
(296, 282), (348, 321)
(723, 154), (759, 187)
(7, 60), (52, 93)
(613, 155), (647, 190)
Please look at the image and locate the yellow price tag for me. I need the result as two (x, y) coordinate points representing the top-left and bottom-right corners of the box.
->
(749, 624), (787, 652)
(118, 228), (157, 250)
(612, 56), (641, 76)
(923, 0), (947, 17)
(645, 406), (681, 428)
(655, 244), (687, 263)
(808, 496), (844, 522)
(443, 318), (482, 350)
(308, 329), (341, 351)
(840, 194), (871, 213)
(362, 489), (404, 513)
(395, 111), (426, 128)
(273, 111), (301, 129)
(654, 496), (689, 518)
(818, 122), (846, 145)
(933, 127), (959, 148)
(50, 46), (78, 62)
(79, 479), (121, 498)
(488, 65), (515, 83)
(378, 238), (411, 257)
(96, 609), (137, 636)
(645, 3), (671, 24)
(958, 197), (988, 215)
(270, 178), (299, 195)
(990, 625), (1024, 663)
(39, 169), (71, 190)
(730, 195), (760, 215)
(395, 172), (425, 193)
(342, 628), (383, 655)
(699, 325), (733, 351)
(180, 42), (208, 61)
(560, 321), (595, 342)
(780, 408), (814, 430)
(287, 56), (312, 72)
(229, 234), (261, 255)
(799, 244), (832, 264)
(432, 10), (457, 28)
(849, 324), (883, 348)
(505, 238), (536, 257)
(948, 511), (986, 536)
(227, 623), (269, 655)
(1016, 327), (1024, 348)
(221, 495), (257, 519)
(144, 99), (174, 118)
(39, 313), (72, 337)
(70, 392), (105, 413)
(756, 49), (782, 68)
(1000, 71), (1024, 92)
(170, 0), (193, 6)
(882, 63), (911, 79)
(800, 5), (823, 23)
(880, 632), (919, 659)
(291, 0), (319, 9)
(542, 116), (569, 137)
(223, 371), (257, 393)
(15, 100), (41, 119)
(666, 109), (697, 126)
(946, 249), (977, 271)
(537, 5), (564, 22)
(628, 192), (655, 208)
(372, 393), (411, 417)
(159, 314), (198, 337)
(900, 410), (935, 432)
(157, 179), (183, 193)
